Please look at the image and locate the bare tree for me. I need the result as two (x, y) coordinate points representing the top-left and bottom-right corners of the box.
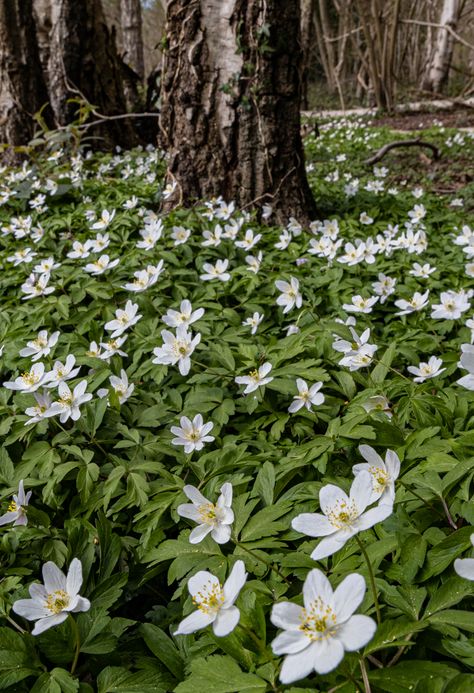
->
(160, 0), (316, 223)
(0, 0), (51, 158)
(121, 0), (145, 80)
(422, 0), (462, 92)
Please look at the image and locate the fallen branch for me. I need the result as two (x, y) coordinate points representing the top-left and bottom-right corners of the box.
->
(365, 138), (441, 165)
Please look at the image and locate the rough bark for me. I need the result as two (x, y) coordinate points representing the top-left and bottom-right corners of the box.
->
(422, 0), (461, 92)
(0, 0), (51, 160)
(33, 0), (52, 85)
(121, 0), (145, 80)
(48, 0), (138, 149)
(160, 0), (316, 224)
(300, 0), (314, 110)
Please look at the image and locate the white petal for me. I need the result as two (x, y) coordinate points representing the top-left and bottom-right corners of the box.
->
(29, 583), (48, 601)
(42, 561), (67, 593)
(174, 609), (214, 635)
(303, 569), (333, 610)
(66, 558), (83, 597)
(311, 532), (349, 561)
(385, 450), (400, 479)
(177, 504), (202, 522)
(70, 596), (91, 613)
(223, 560), (247, 605)
(454, 557), (474, 581)
(337, 614), (377, 650)
(356, 503), (392, 531)
(311, 637), (345, 674)
(13, 598), (49, 620)
(271, 630), (308, 655)
(292, 513), (334, 537)
(279, 644), (315, 684)
(319, 485), (349, 515)
(188, 571), (220, 598)
(183, 485), (209, 506)
(189, 523), (213, 543)
(271, 601), (303, 631)
(31, 612), (68, 635)
(211, 524), (231, 544)
(333, 573), (366, 621)
(358, 445), (383, 467)
(218, 482), (233, 508)
(213, 605), (240, 636)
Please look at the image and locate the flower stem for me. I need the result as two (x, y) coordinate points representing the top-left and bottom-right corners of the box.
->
(69, 615), (81, 675)
(5, 614), (26, 634)
(355, 535), (381, 625)
(359, 657), (372, 693)
(232, 539), (291, 585)
(236, 622), (266, 654)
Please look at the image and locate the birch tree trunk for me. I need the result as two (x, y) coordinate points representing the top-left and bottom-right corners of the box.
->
(48, 0), (138, 148)
(121, 0), (145, 80)
(422, 0), (461, 92)
(160, 0), (316, 224)
(0, 0), (51, 159)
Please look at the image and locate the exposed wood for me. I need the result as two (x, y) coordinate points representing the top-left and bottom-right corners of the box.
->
(365, 138), (441, 165)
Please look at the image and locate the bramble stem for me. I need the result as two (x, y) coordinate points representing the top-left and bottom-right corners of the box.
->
(355, 535), (381, 625)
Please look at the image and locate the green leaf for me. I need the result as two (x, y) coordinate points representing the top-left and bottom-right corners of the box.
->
(140, 624), (183, 680)
(31, 668), (79, 693)
(252, 462), (275, 506)
(364, 616), (426, 655)
(427, 609), (474, 633)
(419, 527), (474, 580)
(97, 667), (169, 693)
(174, 655), (267, 693)
(369, 661), (459, 693)
(425, 576), (474, 616)
(0, 627), (41, 688)
(372, 343), (396, 384)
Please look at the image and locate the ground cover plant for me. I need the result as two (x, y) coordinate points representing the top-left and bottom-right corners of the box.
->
(1, 118), (474, 692)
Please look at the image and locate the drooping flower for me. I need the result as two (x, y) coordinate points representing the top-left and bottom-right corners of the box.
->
(288, 379), (324, 413)
(0, 481), (31, 526)
(235, 362), (273, 394)
(454, 534), (474, 581)
(171, 414), (214, 454)
(174, 560), (247, 637)
(177, 482), (233, 544)
(13, 558), (91, 635)
(271, 569), (376, 683)
(352, 445), (400, 505)
(291, 471), (392, 560)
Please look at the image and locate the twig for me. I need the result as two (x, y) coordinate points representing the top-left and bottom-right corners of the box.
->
(401, 18), (474, 52)
(365, 138), (440, 165)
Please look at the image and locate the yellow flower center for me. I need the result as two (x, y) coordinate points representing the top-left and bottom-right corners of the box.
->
(192, 580), (224, 614)
(21, 371), (39, 386)
(7, 501), (17, 512)
(198, 502), (217, 523)
(368, 466), (389, 493)
(46, 590), (70, 614)
(327, 499), (358, 529)
(299, 599), (337, 641)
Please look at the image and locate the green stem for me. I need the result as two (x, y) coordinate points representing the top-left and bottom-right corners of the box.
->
(355, 535), (381, 625)
(359, 657), (372, 693)
(69, 615), (81, 675)
(232, 539), (291, 585)
(399, 480), (445, 519)
(5, 614), (26, 634)
(237, 622), (266, 654)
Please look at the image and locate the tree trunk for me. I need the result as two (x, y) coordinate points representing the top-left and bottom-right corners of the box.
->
(121, 0), (145, 80)
(160, 0), (316, 224)
(300, 0), (314, 110)
(33, 0), (52, 86)
(0, 0), (51, 160)
(422, 0), (461, 92)
(48, 0), (138, 149)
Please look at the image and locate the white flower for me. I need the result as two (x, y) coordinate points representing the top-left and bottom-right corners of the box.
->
(105, 300), (142, 338)
(67, 241), (90, 259)
(337, 242), (365, 266)
(13, 558), (90, 635)
(19, 330), (60, 362)
(174, 560), (247, 637)
(235, 229), (261, 250)
(288, 379), (324, 413)
(353, 445), (400, 505)
(0, 481), (32, 526)
(91, 209), (115, 230)
(21, 272), (54, 299)
(122, 261), (164, 292)
(431, 290), (470, 320)
(408, 356), (445, 383)
(394, 290), (430, 316)
(162, 300), (204, 328)
(136, 220), (163, 250)
(200, 259), (231, 282)
(177, 482), (233, 544)
(285, 324), (300, 336)
(98, 370), (134, 405)
(99, 336), (128, 361)
(454, 534), (474, 581)
(33, 257), (60, 274)
(162, 180), (177, 200)
(171, 226), (191, 245)
(270, 568), (377, 684)
(457, 346), (474, 389)
(202, 225), (223, 247)
(245, 252), (263, 273)
(359, 212), (373, 225)
(372, 274), (396, 303)
(83, 254), (119, 275)
(44, 380), (92, 423)
(275, 277), (302, 314)
(412, 187), (424, 198)
(291, 471), (392, 560)
(271, 569), (376, 683)
(4, 363), (51, 393)
(235, 362), (273, 394)
(410, 262), (436, 278)
(7, 247), (37, 265)
(342, 295), (378, 314)
(88, 233), (110, 253)
(362, 395), (392, 418)
(171, 414), (214, 454)
(152, 325), (201, 376)
(45, 355), (81, 388)
(24, 391), (53, 424)
(242, 312), (264, 335)
(408, 204), (426, 223)
(275, 229), (292, 250)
